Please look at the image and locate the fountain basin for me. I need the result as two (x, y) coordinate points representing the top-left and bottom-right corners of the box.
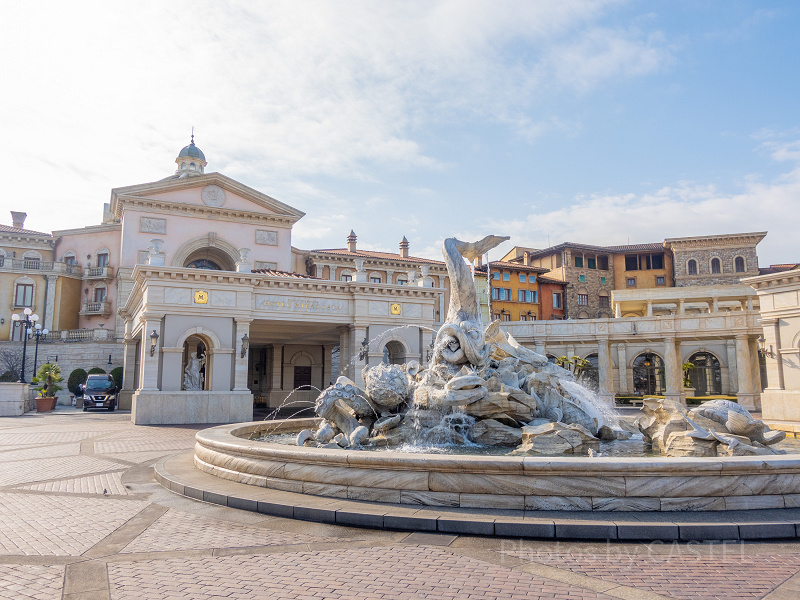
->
(194, 420), (800, 512)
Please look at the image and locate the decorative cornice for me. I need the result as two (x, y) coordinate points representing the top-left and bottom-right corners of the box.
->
(308, 253), (448, 272)
(115, 196), (299, 227)
(665, 232), (767, 250)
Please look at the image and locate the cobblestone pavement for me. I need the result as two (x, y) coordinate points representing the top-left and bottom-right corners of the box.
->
(1, 409), (799, 600)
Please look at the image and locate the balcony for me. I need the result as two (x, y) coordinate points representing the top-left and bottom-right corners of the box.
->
(79, 301), (112, 317)
(84, 265), (114, 279)
(0, 259), (82, 276)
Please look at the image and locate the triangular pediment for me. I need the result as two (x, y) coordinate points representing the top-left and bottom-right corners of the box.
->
(110, 172), (305, 223)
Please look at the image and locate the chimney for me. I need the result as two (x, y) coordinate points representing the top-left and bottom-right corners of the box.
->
(11, 211), (26, 230)
(523, 251), (531, 266)
(473, 256), (483, 268)
(399, 236), (409, 258)
(347, 230), (357, 252)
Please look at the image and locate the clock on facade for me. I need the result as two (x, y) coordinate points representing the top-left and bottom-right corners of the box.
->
(390, 303), (402, 315)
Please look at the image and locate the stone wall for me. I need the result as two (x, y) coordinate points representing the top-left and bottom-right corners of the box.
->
(673, 245), (760, 287)
(562, 249), (615, 319)
(0, 340), (124, 385)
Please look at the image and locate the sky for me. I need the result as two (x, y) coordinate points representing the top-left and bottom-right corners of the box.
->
(1, 1), (798, 266)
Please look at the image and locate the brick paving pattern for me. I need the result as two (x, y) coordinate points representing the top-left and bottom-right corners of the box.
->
(0, 442), (82, 462)
(0, 455), (126, 486)
(0, 492), (148, 555)
(506, 550), (800, 599)
(109, 546), (616, 600)
(99, 450), (178, 464)
(0, 565), (64, 600)
(17, 470), (129, 495)
(121, 509), (327, 553)
(0, 431), (96, 446)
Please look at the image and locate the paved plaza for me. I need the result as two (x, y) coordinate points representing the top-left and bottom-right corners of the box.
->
(1, 410), (799, 599)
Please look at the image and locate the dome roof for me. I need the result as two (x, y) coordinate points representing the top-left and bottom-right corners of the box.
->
(178, 140), (205, 161)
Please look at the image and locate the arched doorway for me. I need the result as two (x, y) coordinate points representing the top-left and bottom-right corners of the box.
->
(382, 341), (406, 365)
(687, 352), (722, 396)
(632, 353), (665, 396)
(182, 335), (209, 391)
(580, 353), (599, 391)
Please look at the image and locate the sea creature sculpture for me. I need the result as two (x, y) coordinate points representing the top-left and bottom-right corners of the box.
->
(690, 400), (785, 445)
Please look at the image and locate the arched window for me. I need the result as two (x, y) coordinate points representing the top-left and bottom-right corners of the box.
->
(96, 250), (109, 268)
(711, 258), (721, 274)
(687, 352), (722, 396)
(382, 341), (406, 365)
(93, 284), (107, 303)
(687, 259), (698, 275)
(13, 277), (35, 308)
(734, 256), (746, 273)
(187, 259), (222, 270)
(340, 271), (353, 282)
(0, 249), (5, 267)
(632, 353), (666, 396)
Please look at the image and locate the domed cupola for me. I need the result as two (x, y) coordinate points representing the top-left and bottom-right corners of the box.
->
(175, 133), (207, 177)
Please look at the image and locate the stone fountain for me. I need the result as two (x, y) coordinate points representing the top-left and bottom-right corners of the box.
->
(192, 235), (798, 513)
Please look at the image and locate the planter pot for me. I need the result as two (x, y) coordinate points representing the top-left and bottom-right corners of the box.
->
(36, 397), (57, 412)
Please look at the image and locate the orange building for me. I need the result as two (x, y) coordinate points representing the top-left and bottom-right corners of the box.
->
(475, 261), (549, 321)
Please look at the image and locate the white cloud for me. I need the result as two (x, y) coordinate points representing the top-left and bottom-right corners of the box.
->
(492, 147), (800, 266)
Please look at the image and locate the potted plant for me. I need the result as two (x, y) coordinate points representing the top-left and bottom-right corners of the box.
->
(35, 362), (63, 412)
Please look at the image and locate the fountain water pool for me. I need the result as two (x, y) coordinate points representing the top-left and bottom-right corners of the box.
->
(193, 235), (799, 512)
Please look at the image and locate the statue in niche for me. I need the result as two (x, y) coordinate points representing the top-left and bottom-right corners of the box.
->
(184, 351), (205, 391)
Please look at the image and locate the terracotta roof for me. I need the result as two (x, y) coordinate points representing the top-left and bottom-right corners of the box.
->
(758, 263), (800, 275)
(512, 241), (664, 260)
(0, 224), (51, 236)
(537, 276), (568, 286)
(252, 268), (319, 279)
(475, 261), (550, 274)
(310, 248), (445, 266)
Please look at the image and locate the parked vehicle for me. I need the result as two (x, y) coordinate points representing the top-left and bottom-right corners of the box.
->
(81, 374), (118, 411)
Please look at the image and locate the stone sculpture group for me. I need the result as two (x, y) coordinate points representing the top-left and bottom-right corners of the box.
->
(302, 234), (781, 457)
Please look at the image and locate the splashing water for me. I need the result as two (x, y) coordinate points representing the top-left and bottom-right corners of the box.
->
(559, 379), (621, 429)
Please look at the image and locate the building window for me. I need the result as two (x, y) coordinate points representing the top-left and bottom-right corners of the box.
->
(533, 290), (538, 303)
(93, 287), (107, 303)
(598, 255), (609, 270)
(520, 313), (527, 321)
(600, 277), (606, 285)
(340, 274), (352, 282)
(627, 277), (636, 288)
(493, 313), (500, 321)
(574, 256), (584, 268)
(528, 274), (535, 283)
(293, 366), (312, 389)
(502, 272), (510, 281)
(492, 272), (500, 280)
(577, 294), (588, 306)
(502, 313), (511, 321)
(493, 288), (512, 301)
(14, 283), (34, 307)
(625, 255), (638, 271)
(599, 295), (610, 308)
(711, 258), (721, 274)
(518, 289), (533, 302)
(96, 252), (109, 268)
(656, 276), (666, 286)
(688, 259), (698, 275)
(519, 274), (526, 283)
(735, 256), (746, 272)
(23, 256), (40, 269)
(652, 253), (664, 269)
(369, 276), (381, 283)
(587, 257), (596, 269)
(553, 293), (562, 309)
(579, 274), (585, 283)
(396, 278), (407, 285)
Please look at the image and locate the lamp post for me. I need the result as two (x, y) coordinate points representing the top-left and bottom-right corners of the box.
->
(32, 324), (49, 377)
(11, 308), (39, 383)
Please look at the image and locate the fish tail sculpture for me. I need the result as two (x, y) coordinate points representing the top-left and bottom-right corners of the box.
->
(434, 235), (509, 368)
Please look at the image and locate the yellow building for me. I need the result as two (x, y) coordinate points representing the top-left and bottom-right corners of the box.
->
(611, 246), (673, 291)
(475, 261), (548, 321)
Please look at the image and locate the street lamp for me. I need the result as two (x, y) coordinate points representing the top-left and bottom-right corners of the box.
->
(11, 308), (39, 383)
(32, 323), (49, 377)
(149, 330), (159, 357)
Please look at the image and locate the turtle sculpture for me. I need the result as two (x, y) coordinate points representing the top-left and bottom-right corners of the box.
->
(302, 234), (624, 454)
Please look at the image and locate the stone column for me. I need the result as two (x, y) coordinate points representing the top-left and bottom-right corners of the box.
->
(735, 334), (758, 410)
(726, 339), (738, 394)
(763, 319), (785, 390)
(597, 337), (613, 406)
(678, 300), (685, 315)
(614, 302), (621, 318)
(749, 336), (762, 399)
(323, 344), (336, 387)
(139, 316), (162, 391)
(646, 301), (653, 317)
(617, 343), (629, 394)
(271, 343), (284, 393)
(233, 319), (252, 391)
(329, 265), (337, 281)
(338, 326), (351, 378)
(534, 341), (546, 356)
(314, 263), (324, 278)
(44, 275), (57, 331)
(663, 336), (682, 405)
(385, 270), (395, 285)
(712, 297), (720, 313)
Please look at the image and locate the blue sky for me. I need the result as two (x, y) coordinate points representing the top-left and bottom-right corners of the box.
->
(1, 1), (798, 265)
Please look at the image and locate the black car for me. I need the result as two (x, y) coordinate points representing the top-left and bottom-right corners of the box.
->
(81, 375), (118, 411)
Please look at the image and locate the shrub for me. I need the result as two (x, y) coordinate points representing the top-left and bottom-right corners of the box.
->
(0, 371), (16, 382)
(67, 368), (88, 395)
(110, 366), (123, 390)
(88, 367), (106, 375)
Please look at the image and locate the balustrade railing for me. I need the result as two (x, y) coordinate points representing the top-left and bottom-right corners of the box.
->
(0, 259), (82, 275)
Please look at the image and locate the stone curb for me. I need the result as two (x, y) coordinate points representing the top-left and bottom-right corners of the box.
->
(154, 453), (800, 542)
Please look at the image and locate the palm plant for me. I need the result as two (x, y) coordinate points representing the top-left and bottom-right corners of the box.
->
(36, 362), (63, 397)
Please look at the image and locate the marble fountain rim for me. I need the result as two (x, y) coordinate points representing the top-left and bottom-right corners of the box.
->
(195, 420), (800, 476)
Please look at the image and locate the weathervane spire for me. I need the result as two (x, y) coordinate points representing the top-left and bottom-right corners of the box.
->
(191, 126), (194, 144)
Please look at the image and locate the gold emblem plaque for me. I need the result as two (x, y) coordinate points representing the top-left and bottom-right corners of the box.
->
(390, 302), (402, 315)
(194, 290), (209, 304)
